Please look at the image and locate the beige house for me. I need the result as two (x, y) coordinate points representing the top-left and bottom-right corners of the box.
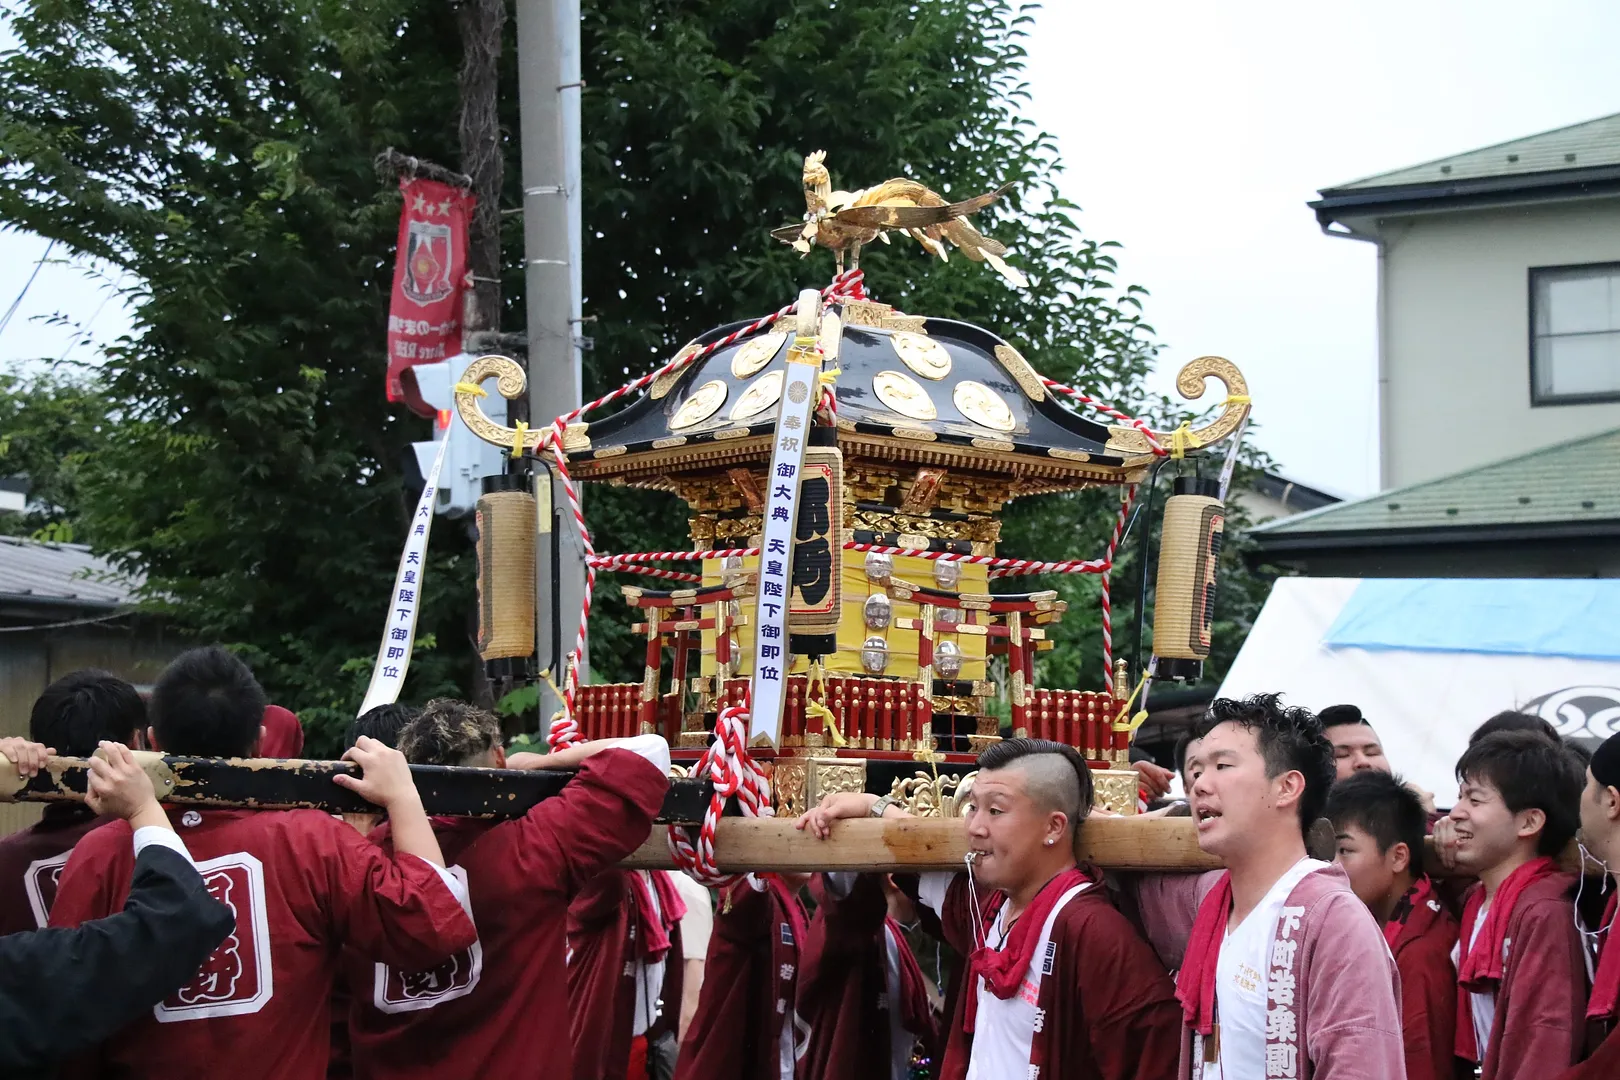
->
(1312, 112), (1620, 490)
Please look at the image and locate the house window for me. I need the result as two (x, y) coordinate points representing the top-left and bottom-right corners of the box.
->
(1530, 263), (1620, 405)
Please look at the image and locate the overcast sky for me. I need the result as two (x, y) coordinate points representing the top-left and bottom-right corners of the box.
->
(1024, 0), (1620, 495)
(5, 2), (1620, 496)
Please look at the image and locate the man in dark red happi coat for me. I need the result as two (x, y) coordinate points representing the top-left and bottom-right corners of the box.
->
(1555, 731), (1620, 1079)
(797, 872), (938, 1080)
(0, 670), (143, 934)
(798, 739), (1182, 1080)
(345, 701), (672, 1080)
(567, 869), (686, 1080)
(673, 874), (808, 1080)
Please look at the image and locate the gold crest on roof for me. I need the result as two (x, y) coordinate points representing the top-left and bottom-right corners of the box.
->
(731, 332), (787, 379)
(731, 371), (785, 422)
(891, 332), (952, 380)
(873, 370), (937, 421)
(669, 380), (727, 430)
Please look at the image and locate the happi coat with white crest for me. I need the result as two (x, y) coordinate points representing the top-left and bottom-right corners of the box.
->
(347, 743), (669, 1080)
(915, 870), (1181, 1080)
(1134, 863), (1404, 1080)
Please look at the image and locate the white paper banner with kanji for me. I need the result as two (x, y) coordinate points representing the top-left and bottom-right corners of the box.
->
(359, 433), (450, 716)
(749, 345), (821, 747)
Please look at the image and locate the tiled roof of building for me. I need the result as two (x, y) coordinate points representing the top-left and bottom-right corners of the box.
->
(0, 535), (143, 610)
(1323, 112), (1620, 193)
(1251, 426), (1620, 536)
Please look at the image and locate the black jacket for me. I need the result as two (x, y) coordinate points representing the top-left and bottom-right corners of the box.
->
(0, 841), (235, 1074)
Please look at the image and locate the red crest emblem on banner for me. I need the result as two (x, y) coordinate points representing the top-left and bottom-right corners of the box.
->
(386, 177), (476, 414)
(402, 219), (454, 306)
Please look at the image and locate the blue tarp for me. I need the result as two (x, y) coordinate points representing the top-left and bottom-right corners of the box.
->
(1322, 579), (1620, 661)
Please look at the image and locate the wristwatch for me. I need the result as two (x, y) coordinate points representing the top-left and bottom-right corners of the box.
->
(869, 794), (898, 819)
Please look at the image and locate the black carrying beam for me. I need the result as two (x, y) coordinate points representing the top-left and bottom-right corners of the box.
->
(7, 756), (713, 825)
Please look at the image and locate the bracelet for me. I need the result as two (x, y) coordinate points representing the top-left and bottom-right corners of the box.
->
(869, 794), (898, 819)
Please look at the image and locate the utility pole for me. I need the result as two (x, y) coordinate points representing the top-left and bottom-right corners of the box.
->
(514, 0), (586, 719)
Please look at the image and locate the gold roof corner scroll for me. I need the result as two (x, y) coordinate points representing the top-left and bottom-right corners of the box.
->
(1104, 355), (1251, 460)
(453, 354), (590, 454)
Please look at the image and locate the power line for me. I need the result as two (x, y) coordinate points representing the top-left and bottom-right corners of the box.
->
(0, 238), (59, 343)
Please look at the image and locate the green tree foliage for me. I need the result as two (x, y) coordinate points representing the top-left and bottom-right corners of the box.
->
(1, 0), (1278, 748)
(0, 371), (109, 541)
(0, 0), (473, 753)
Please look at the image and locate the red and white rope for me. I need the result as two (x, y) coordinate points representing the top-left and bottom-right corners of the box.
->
(553, 269), (868, 430)
(987, 557), (1110, 578)
(666, 703), (773, 888)
(1041, 378), (1167, 457)
(590, 547), (759, 565)
(591, 542), (1112, 578)
(590, 561), (704, 583)
(1098, 484), (1138, 693)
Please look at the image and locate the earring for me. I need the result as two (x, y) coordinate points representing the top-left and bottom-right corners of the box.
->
(1044, 839), (1054, 846)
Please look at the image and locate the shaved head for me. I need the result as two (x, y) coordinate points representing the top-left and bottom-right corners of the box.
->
(1000, 755), (1084, 830)
(976, 737), (1094, 835)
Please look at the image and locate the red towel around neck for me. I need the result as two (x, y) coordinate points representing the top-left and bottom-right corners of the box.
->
(1454, 855), (1561, 1061)
(629, 870), (687, 963)
(1174, 872), (1233, 1036)
(963, 866), (1090, 1032)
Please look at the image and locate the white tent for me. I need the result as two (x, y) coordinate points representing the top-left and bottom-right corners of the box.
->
(1216, 577), (1620, 802)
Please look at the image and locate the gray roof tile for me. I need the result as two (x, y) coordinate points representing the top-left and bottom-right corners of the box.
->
(1251, 426), (1620, 535)
(1326, 112), (1620, 192)
(0, 536), (143, 609)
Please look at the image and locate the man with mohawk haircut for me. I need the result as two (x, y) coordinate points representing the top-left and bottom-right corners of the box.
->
(797, 737), (1181, 1080)
(342, 698), (671, 1080)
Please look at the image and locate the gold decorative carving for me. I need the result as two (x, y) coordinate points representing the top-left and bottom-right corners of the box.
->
(731, 370), (784, 421)
(713, 426), (751, 440)
(873, 369), (937, 421)
(651, 343), (701, 401)
(840, 298), (894, 327)
(670, 380), (728, 430)
(774, 758), (868, 817)
(882, 314), (928, 333)
(727, 468), (765, 512)
(994, 343), (1047, 401)
(560, 423), (591, 451)
(1091, 769), (1140, 816)
(891, 332), (952, 380)
(592, 445), (627, 459)
(730, 331), (788, 379)
(454, 354), (583, 454)
(652, 436), (688, 450)
(887, 770), (977, 818)
(1104, 356), (1250, 457)
(971, 437), (1015, 452)
(892, 426), (938, 442)
(1047, 448), (1091, 462)
(953, 380), (1016, 432)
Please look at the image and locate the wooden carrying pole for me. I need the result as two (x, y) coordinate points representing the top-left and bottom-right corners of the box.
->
(2, 753), (1586, 877)
(0, 751), (712, 825)
(629, 817), (1224, 873)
